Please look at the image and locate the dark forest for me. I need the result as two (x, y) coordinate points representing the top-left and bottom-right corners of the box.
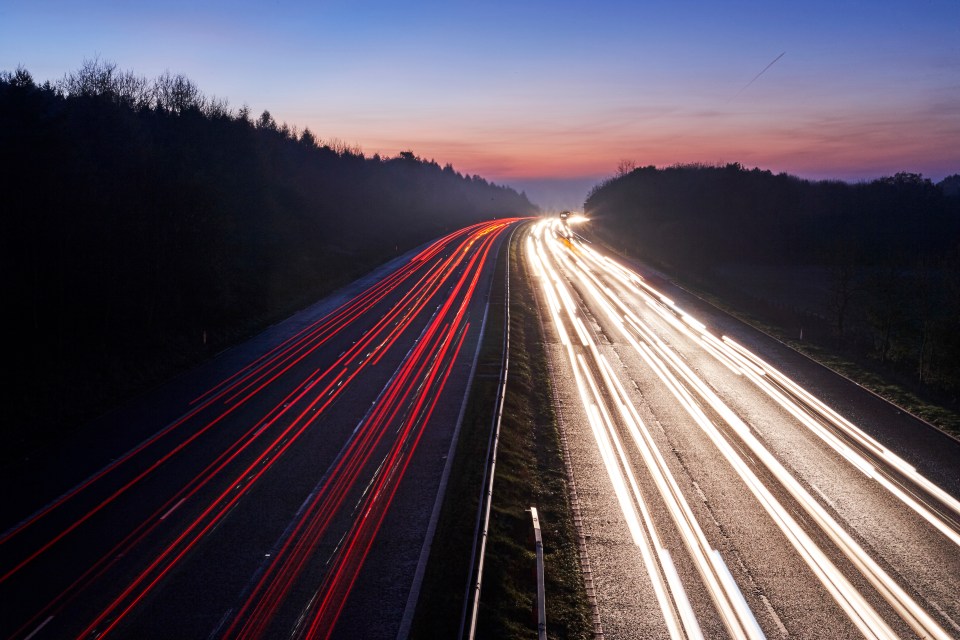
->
(1, 61), (535, 455)
(586, 163), (960, 408)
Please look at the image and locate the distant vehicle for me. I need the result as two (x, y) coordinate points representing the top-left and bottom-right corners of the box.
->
(559, 211), (570, 220)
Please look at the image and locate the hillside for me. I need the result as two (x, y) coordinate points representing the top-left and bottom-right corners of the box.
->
(1, 62), (536, 455)
(585, 163), (960, 412)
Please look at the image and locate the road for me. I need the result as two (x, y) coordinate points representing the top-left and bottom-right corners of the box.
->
(525, 219), (960, 640)
(0, 218), (521, 640)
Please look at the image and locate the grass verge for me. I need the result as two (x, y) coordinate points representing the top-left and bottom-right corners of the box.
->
(592, 234), (960, 439)
(409, 226), (592, 639)
(654, 278), (960, 438)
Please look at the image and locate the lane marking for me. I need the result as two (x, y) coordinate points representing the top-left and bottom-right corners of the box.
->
(24, 616), (53, 640)
(759, 594), (789, 638)
(160, 498), (186, 521)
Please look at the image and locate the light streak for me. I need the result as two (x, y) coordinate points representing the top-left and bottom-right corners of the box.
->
(533, 221), (761, 640)
(2, 219), (523, 640)
(527, 219), (957, 640)
(224, 221), (514, 639)
(574, 232), (960, 549)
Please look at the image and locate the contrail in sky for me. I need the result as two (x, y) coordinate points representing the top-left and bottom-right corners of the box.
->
(730, 51), (786, 101)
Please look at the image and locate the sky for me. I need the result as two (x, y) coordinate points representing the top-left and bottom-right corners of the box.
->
(3, 0), (959, 209)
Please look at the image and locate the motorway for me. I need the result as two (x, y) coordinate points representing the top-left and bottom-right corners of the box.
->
(526, 219), (960, 640)
(0, 218), (521, 640)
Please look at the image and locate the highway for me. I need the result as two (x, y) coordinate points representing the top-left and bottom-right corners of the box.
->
(0, 218), (521, 640)
(526, 219), (960, 639)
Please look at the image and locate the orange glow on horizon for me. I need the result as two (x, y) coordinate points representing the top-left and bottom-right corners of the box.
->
(312, 111), (958, 183)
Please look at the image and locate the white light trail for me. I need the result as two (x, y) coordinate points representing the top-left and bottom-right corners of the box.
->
(528, 220), (958, 640)
(531, 221), (761, 640)
(574, 230), (960, 549)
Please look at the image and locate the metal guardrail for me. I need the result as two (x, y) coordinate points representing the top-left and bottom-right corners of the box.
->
(534, 236), (605, 639)
(459, 226), (515, 640)
(530, 507), (547, 640)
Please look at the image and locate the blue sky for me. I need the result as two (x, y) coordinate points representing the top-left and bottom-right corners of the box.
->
(3, 0), (958, 207)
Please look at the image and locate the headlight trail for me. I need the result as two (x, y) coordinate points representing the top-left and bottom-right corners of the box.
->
(527, 219), (957, 639)
(573, 234), (960, 543)
(533, 223), (761, 640)
(564, 223), (960, 543)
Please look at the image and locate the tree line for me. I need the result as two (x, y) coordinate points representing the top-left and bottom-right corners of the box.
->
(585, 163), (960, 404)
(1, 60), (535, 454)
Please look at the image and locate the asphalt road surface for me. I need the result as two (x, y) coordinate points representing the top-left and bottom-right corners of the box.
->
(526, 219), (960, 640)
(0, 218), (521, 640)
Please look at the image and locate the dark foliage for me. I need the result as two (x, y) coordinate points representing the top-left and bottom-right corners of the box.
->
(1, 62), (535, 452)
(585, 163), (960, 400)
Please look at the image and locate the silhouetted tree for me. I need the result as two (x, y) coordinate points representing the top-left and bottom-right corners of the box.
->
(1, 61), (536, 453)
(299, 127), (317, 147)
(256, 109), (277, 130)
(154, 71), (204, 113)
(586, 163), (960, 400)
(616, 159), (636, 177)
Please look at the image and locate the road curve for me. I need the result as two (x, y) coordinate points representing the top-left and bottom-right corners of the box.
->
(0, 218), (522, 640)
(525, 219), (960, 640)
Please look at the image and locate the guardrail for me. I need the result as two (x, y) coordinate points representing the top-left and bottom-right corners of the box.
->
(459, 226), (515, 640)
(530, 507), (547, 640)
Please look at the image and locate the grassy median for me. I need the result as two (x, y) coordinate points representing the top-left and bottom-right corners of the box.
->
(409, 225), (591, 639)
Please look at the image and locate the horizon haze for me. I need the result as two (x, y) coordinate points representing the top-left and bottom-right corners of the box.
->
(3, 0), (958, 208)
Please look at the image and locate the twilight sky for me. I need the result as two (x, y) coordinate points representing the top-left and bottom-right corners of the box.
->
(3, 0), (958, 208)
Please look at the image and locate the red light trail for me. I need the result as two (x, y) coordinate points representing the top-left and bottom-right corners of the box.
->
(1, 218), (523, 640)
